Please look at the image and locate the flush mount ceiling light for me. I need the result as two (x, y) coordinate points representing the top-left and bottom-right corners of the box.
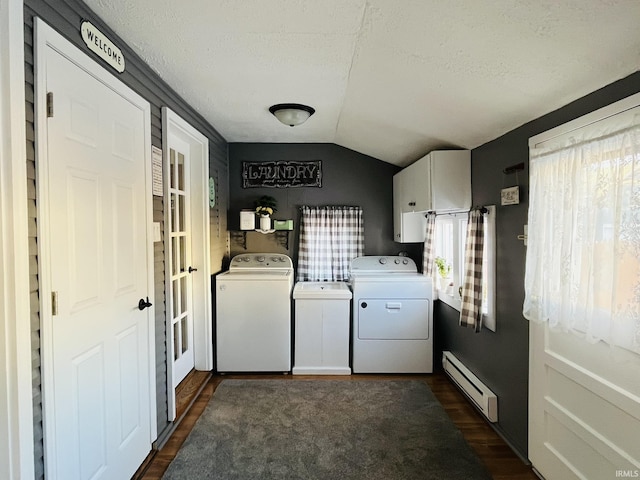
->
(269, 103), (316, 127)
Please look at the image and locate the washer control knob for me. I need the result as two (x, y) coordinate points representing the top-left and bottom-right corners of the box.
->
(394, 258), (400, 264)
(257, 256), (265, 262)
(402, 259), (409, 265)
(379, 257), (387, 264)
(271, 256), (279, 262)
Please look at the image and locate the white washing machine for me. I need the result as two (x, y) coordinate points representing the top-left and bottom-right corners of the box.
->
(350, 256), (433, 373)
(216, 253), (293, 372)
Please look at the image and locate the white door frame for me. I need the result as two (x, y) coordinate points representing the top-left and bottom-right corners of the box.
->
(35, 18), (157, 477)
(162, 107), (212, 420)
(0, 0), (36, 478)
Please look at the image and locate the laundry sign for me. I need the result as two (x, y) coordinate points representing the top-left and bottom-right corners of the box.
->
(242, 161), (322, 188)
(80, 21), (125, 73)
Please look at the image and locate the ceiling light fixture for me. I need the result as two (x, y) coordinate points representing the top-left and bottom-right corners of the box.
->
(269, 103), (316, 127)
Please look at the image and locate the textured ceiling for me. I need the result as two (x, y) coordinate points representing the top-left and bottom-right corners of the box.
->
(82, 0), (640, 166)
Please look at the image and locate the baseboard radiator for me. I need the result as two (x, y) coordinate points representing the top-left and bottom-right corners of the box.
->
(442, 351), (498, 423)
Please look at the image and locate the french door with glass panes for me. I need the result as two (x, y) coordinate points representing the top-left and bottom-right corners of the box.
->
(168, 137), (195, 386)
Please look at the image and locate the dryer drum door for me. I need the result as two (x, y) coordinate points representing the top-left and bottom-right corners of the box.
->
(358, 299), (430, 340)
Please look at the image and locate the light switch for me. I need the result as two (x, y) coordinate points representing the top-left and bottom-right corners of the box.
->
(153, 222), (162, 242)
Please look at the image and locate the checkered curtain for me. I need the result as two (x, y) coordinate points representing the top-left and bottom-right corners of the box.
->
(297, 206), (364, 281)
(459, 209), (484, 332)
(422, 213), (436, 277)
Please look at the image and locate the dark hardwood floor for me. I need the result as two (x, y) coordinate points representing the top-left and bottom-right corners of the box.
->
(135, 372), (538, 480)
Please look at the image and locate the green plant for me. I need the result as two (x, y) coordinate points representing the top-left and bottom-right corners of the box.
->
(254, 195), (277, 216)
(434, 256), (452, 279)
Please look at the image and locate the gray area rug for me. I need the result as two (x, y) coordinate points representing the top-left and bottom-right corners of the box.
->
(163, 379), (492, 480)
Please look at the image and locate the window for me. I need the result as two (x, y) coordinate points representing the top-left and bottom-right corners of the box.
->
(525, 97), (640, 352)
(434, 206), (496, 331)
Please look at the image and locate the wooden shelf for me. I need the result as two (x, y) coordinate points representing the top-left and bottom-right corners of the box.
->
(230, 230), (291, 250)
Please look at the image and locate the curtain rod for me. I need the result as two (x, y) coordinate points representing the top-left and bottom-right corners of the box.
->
(299, 205), (361, 209)
(425, 206), (489, 217)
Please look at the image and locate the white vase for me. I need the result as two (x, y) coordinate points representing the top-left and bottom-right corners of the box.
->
(259, 215), (271, 231)
(445, 282), (454, 295)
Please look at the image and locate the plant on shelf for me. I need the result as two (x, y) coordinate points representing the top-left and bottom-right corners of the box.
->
(254, 195), (277, 217)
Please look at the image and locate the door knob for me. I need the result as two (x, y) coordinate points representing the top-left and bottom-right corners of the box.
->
(138, 297), (152, 310)
(188, 266), (198, 273)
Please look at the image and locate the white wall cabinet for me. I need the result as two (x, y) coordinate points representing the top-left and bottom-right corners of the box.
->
(393, 150), (471, 243)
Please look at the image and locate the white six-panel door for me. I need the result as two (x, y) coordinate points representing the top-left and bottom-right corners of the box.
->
(36, 19), (155, 480)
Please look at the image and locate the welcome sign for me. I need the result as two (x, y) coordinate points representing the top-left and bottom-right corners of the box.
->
(242, 161), (322, 188)
(80, 21), (125, 73)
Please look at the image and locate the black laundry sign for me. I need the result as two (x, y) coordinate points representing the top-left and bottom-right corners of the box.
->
(242, 161), (322, 188)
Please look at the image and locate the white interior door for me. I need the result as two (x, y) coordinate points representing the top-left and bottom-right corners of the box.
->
(37, 20), (154, 480)
(529, 323), (640, 480)
(168, 136), (195, 386)
(163, 107), (212, 420)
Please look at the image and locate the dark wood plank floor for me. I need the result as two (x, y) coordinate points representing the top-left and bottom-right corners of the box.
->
(136, 372), (539, 480)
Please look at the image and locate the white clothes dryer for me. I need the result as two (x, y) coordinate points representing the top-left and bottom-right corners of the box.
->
(349, 256), (433, 373)
(216, 253), (293, 372)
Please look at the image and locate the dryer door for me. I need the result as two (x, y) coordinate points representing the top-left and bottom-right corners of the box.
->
(357, 298), (430, 340)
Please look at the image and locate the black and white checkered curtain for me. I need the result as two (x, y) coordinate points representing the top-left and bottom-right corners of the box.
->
(297, 206), (364, 282)
(459, 209), (484, 332)
(422, 213), (436, 277)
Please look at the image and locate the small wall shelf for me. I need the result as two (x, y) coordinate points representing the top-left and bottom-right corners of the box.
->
(230, 230), (291, 250)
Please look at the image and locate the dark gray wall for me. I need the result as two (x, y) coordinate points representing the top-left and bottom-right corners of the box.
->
(435, 70), (640, 460)
(23, 1), (228, 477)
(228, 143), (423, 264)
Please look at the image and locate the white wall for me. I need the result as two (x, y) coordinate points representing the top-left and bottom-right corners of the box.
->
(0, 0), (36, 477)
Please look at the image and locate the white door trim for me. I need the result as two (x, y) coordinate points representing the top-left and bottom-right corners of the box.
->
(0, 1), (36, 478)
(162, 107), (212, 420)
(35, 18), (157, 477)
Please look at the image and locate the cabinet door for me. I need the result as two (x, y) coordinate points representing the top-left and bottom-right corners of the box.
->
(411, 156), (431, 212)
(393, 167), (412, 213)
(393, 172), (403, 240)
(430, 150), (471, 212)
(394, 167), (427, 242)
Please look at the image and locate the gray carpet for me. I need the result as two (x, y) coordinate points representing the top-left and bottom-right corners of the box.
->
(162, 379), (493, 480)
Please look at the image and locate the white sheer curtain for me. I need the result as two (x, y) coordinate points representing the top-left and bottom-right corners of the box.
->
(524, 116), (640, 353)
(297, 206), (364, 282)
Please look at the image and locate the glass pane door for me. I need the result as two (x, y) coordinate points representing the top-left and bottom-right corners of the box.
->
(168, 145), (194, 386)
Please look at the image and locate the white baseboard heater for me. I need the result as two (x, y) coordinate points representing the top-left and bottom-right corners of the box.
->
(442, 351), (498, 423)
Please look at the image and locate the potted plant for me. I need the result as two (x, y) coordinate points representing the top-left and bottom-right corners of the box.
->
(254, 195), (277, 230)
(434, 256), (452, 291)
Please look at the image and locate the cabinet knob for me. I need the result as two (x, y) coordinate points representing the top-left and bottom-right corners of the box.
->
(408, 201), (416, 207)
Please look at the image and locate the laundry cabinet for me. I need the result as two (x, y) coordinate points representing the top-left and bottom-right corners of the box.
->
(393, 150), (471, 242)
